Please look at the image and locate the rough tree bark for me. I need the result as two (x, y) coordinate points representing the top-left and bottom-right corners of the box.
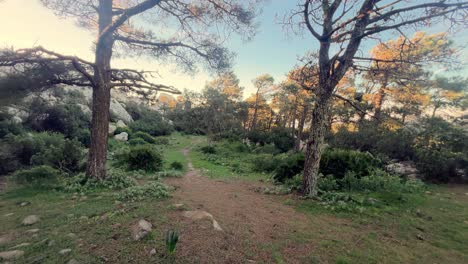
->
(294, 103), (309, 152)
(86, 0), (114, 179)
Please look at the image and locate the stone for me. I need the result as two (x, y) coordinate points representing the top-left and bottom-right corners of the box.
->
(149, 248), (156, 256)
(130, 219), (152, 241)
(385, 161), (420, 179)
(66, 233), (77, 239)
(182, 210), (223, 231)
(0, 250), (24, 260)
(22, 215), (40, 226)
(108, 123), (117, 135)
(59, 249), (72, 255)
(19, 201), (30, 207)
(114, 132), (128, 142)
(67, 259), (80, 264)
(4, 213), (14, 217)
(116, 120), (127, 128)
(110, 99), (133, 123)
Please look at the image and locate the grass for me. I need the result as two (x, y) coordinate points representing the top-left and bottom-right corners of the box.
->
(0, 184), (178, 263)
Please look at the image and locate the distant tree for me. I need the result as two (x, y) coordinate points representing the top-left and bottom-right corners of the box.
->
(250, 74), (274, 131)
(0, 0), (262, 179)
(365, 32), (455, 122)
(428, 76), (468, 118)
(288, 0), (468, 196)
(206, 71), (244, 101)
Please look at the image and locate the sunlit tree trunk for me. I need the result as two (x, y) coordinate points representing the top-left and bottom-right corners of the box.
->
(86, 0), (114, 179)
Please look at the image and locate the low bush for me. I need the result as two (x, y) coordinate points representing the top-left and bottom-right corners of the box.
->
(320, 148), (381, 179)
(318, 174), (339, 192)
(170, 161), (184, 171)
(117, 182), (170, 201)
(15, 165), (61, 186)
(153, 137), (170, 145)
(252, 144), (280, 155)
(128, 138), (148, 146)
(116, 145), (163, 172)
(129, 117), (173, 136)
(5, 132), (85, 173)
(61, 169), (137, 192)
(200, 145), (216, 154)
(251, 154), (279, 172)
(133, 131), (156, 144)
(273, 153), (305, 183)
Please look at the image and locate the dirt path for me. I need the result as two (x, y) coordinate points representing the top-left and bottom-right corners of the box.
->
(164, 146), (320, 263)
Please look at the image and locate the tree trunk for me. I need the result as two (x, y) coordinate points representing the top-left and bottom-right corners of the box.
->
(374, 87), (386, 122)
(431, 105), (440, 118)
(295, 103), (309, 152)
(86, 0), (114, 179)
(250, 88), (260, 131)
(302, 92), (333, 196)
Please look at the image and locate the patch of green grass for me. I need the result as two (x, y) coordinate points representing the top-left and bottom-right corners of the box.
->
(0, 183), (175, 263)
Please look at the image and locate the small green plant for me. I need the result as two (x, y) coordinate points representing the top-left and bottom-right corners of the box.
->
(61, 169), (136, 192)
(153, 137), (170, 145)
(170, 161), (184, 170)
(200, 145), (216, 154)
(117, 182), (170, 201)
(165, 230), (179, 255)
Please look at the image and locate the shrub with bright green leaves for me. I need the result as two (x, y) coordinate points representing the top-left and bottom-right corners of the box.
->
(320, 148), (381, 179)
(170, 161), (184, 171)
(117, 182), (170, 201)
(133, 131), (156, 144)
(15, 165), (61, 186)
(318, 174), (339, 192)
(116, 145), (163, 172)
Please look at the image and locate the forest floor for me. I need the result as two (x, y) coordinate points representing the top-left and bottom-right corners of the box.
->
(0, 135), (467, 263)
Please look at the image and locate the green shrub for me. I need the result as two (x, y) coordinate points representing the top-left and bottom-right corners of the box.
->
(133, 131), (156, 144)
(170, 161), (184, 170)
(128, 138), (148, 146)
(117, 182), (170, 201)
(129, 110), (173, 136)
(284, 174), (303, 190)
(6, 132), (85, 173)
(251, 154), (279, 172)
(116, 145), (163, 172)
(318, 174), (339, 192)
(25, 98), (91, 141)
(153, 137), (170, 145)
(200, 145), (216, 154)
(320, 148), (381, 179)
(273, 153), (305, 183)
(253, 144), (280, 155)
(15, 165), (61, 186)
(0, 119), (24, 138)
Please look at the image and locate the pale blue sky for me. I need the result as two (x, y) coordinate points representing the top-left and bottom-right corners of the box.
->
(0, 0), (466, 97)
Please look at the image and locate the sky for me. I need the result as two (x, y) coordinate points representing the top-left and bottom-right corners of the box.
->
(0, 0), (467, 97)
